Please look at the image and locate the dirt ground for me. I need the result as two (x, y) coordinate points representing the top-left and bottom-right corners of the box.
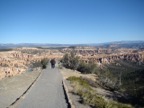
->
(60, 68), (98, 108)
(59, 68), (124, 108)
(60, 68), (97, 81)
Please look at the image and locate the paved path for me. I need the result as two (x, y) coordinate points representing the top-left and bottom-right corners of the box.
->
(0, 69), (41, 108)
(13, 66), (68, 108)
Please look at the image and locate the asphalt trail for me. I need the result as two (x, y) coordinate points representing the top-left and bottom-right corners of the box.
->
(14, 67), (68, 108)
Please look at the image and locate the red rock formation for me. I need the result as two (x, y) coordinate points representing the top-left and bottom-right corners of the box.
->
(0, 47), (144, 80)
(0, 48), (64, 79)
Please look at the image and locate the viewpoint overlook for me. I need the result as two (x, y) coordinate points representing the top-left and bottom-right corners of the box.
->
(0, 0), (144, 107)
(0, 42), (144, 108)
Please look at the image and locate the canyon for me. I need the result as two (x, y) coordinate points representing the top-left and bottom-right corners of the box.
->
(0, 46), (144, 79)
(61, 47), (144, 65)
(0, 48), (63, 79)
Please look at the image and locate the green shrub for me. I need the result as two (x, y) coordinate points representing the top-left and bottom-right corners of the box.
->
(30, 58), (49, 69)
(77, 62), (90, 73)
(61, 52), (98, 74)
(77, 61), (97, 74)
(41, 58), (49, 69)
(61, 52), (80, 70)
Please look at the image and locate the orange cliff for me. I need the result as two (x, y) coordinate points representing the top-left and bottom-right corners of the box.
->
(0, 48), (63, 80)
(60, 47), (144, 65)
(1, 47), (144, 79)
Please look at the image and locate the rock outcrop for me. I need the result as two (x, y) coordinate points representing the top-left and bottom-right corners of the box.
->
(0, 48), (63, 79)
(81, 52), (144, 65)
(0, 47), (144, 79)
(61, 47), (144, 65)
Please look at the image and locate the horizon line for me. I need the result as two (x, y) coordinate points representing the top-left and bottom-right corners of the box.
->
(0, 40), (144, 45)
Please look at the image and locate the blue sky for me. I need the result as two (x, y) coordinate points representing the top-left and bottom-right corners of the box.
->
(0, 0), (144, 44)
